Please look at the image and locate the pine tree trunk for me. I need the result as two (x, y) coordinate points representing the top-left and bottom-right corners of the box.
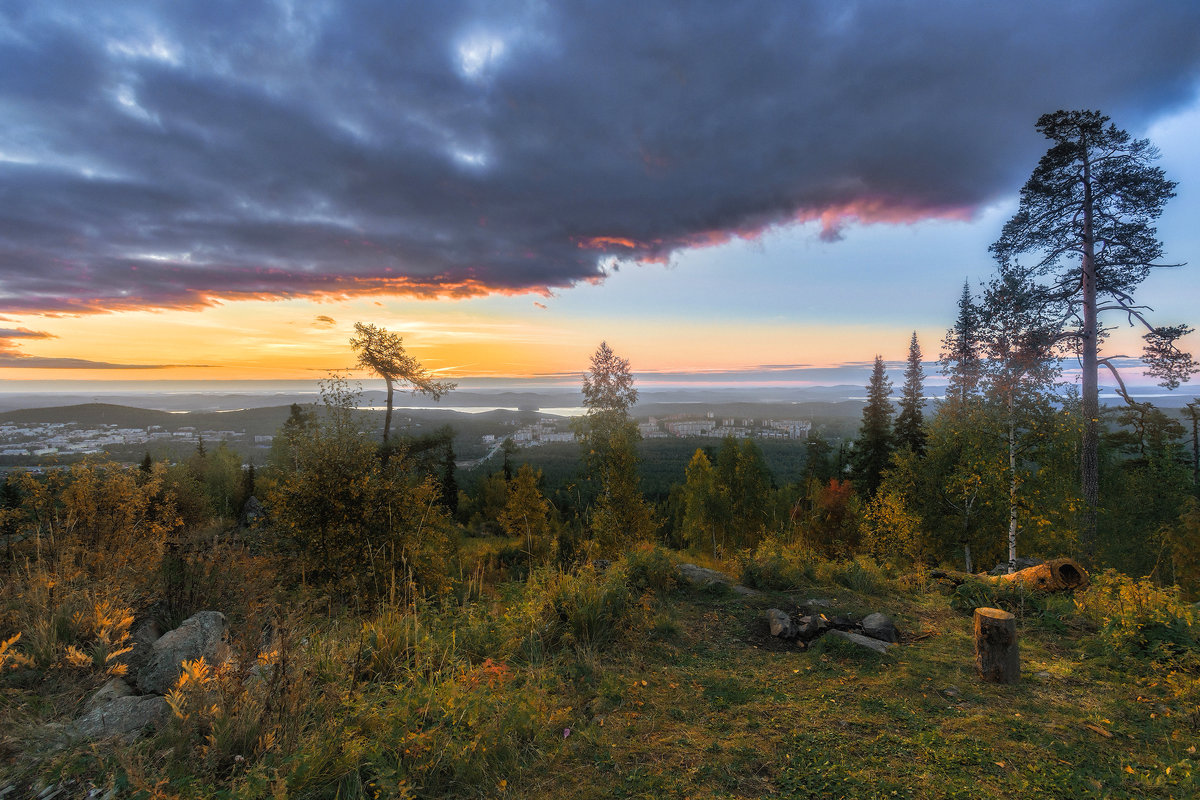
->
(1080, 153), (1100, 558)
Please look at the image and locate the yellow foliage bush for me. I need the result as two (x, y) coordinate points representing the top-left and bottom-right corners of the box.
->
(1076, 569), (1198, 660)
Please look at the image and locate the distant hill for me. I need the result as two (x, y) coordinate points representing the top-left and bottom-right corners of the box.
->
(0, 403), (182, 427)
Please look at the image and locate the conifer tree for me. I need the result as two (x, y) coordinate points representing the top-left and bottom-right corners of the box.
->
(940, 280), (982, 408)
(350, 322), (456, 446)
(990, 110), (1192, 550)
(895, 331), (927, 454)
(851, 355), (894, 496)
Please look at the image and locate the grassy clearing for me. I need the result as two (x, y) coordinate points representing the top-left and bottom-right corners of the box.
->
(3, 546), (1199, 799)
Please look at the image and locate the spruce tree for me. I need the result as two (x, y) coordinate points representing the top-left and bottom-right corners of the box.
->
(895, 331), (927, 455)
(851, 355), (894, 496)
(940, 280), (982, 407)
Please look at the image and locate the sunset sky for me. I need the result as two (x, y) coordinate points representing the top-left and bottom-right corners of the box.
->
(2, 1), (1199, 392)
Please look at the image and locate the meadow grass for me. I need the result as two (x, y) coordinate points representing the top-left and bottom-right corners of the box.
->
(2, 544), (1198, 799)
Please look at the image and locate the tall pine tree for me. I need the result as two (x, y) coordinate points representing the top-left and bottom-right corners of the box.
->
(851, 355), (894, 496)
(990, 110), (1192, 551)
(895, 332), (927, 454)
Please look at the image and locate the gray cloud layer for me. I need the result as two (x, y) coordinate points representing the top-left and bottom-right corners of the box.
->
(2, 1), (1199, 313)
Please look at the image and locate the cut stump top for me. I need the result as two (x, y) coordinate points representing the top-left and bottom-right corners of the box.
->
(975, 607), (1015, 622)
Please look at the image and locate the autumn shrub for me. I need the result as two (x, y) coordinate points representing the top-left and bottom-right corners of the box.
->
(147, 603), (570, 800)
(814, 555), (891, 596)
(266, 378), (457, 602)
(861, 488), (923, 566)
(1075, 569), (1198, 663)
(62, 596), (134, 678)
(0, 632), (32, 671)
(1164, 497), (1200, 601)
(155, 617), (337, 794)
(737, 536), (817, 590)
(0, 558), (127, 673)
(538, 565), (639, 650)
(159, 526), (280, 628)
(623, 542), (679, 594)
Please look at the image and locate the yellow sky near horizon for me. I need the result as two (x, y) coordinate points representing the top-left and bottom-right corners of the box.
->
(0, 292), (943, 382)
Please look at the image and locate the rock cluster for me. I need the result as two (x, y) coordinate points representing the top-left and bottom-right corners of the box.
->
(70, 610), (230, 741)
(764, 606), (900, 653)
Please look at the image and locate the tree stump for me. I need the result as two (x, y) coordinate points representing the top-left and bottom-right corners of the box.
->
(974, 607), (1019, 684)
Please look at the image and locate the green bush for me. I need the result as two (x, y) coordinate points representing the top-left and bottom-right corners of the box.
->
(539, 566), (638, 650)
(1075, 569), (1198, 662)
(737, 537), (816, 590)
(623, 543), (679, 594)
(814, 556), (891, 596)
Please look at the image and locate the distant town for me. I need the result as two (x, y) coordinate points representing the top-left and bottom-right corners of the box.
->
(483, 413), (813, 449)
(0, 421), (264, 459)
(0, 409), (815, 465)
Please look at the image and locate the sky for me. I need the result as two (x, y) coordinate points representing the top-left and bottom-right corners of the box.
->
(2, 1), (1200, 394)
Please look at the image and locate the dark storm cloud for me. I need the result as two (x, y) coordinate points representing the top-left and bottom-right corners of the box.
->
(2, 0), (1198, 313)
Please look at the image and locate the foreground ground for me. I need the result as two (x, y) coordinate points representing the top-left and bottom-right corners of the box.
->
(513, 578), (1196, 799)
(2, 551), (1197, 799)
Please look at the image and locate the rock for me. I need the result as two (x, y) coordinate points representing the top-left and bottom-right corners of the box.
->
(125, 618), (162, 679)
(829, 615), (856, 630)
(766, 609), (794, 638)
(1035, 670), (1052, 679)
(73, 695), (169, 740)
(677, 563), (733, 586)
(826, 629), (897, 655)
(861, 612), (900, 643)
(794, 615), (824, 640)
(85, 677), (133, 712)
(804, 598), (834, 609)
(676, 563), (761, 597)
(240, 495), (265, 525)
(943, 685), (960, 698)
(136, 611), (230, 695)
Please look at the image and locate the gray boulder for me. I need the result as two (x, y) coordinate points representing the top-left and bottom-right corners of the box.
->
(794, 615), (824, 640)
(240, 495), (265, 526)
(74, 695), (169, 740)
(766, 609), (794, 638)
(677, 563), (733, 586)
(85, 677), (133, 713)
(124, 618), (162, 679)
(136, 611), (230, 695)
(827, 629), (897, 655)
(861, 612), (900, 643)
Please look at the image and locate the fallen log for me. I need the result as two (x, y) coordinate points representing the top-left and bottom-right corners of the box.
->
(930, 557), (1089, 593)
(991, 558), (1089, 592)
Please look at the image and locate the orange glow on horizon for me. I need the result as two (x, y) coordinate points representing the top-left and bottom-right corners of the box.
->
(0, 292), (944, 383)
